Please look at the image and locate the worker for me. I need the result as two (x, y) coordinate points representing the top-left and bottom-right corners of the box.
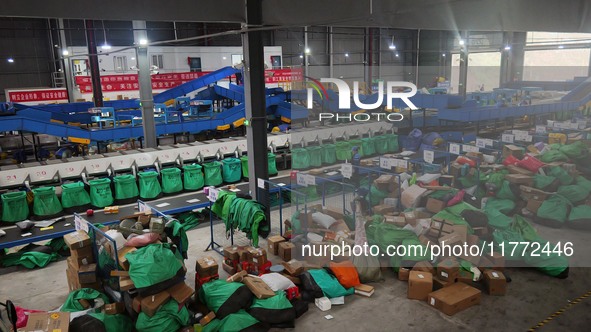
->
(350, 146), (362, 188)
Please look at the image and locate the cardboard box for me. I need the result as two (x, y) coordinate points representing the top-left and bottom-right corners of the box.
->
(119, 277), (135, 291)
(506, 165), (534, 176)
(70, 245), (93, 261)
(505, 174), (534, 186)
(248, 247), (268, 269)
(77, 263), (97, 284)
(427, 282), (481, 316)
(322, 207), (345, 220)
(141, 291), (171, 317)
(68, 250), (95, 270)
(503, 144), (524, 159)
(478, 257), (495, 273)
(373, 204), (396, 215)
(437, 258), (459, 282)
(433, 276), (452, 290)
(200, 312), (216, 326)
(281, 273), (301, 285)
(132, 295), (143, 313)
(457, 269), (474, 284)
(64, 230), (91, 249)
(167, 282), (195, 304)
(526, 199), (544, 214)
(267, 235), (286, 255)
(439, 175), (455, 187)
(329, 219), (352, 235)
(467, 234), (480, 247)
(104, 302), (126, 315)
(450, 163), (463, 179)
(222, 260), (237, 275)
(426, 198), (446, 214)
(408, 271), (433, 301)
(196, 256), (219, 278)
(398, 267), (410, 281)
(282, 260), (305, 276)
(401, 185), (428, 209)
(278, 241), (295, 261)
(243, 276), (275, 299)
(520, 185), (551, 201)
(374, 174), (394, 192)
(412, 261), (435, 275)
(223, 246), (241, 261)
(308, 168), (324, 175)
(438, 232), (464, 248)
(385, 216), (406, 227)
(483, 270), (507, 296)
(24, 312), (70, 332)
(117, 246), (137, 271)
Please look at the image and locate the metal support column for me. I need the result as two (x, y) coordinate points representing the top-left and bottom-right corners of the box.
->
(242, 0), (269, 208)
(329, 27), (334, 78)
(84, 20), (103, 107)
(458, 31), (469, 97)
(134, 21), (157, 148)
(304, 26), (309, 77)
(58, 19), (74, 103)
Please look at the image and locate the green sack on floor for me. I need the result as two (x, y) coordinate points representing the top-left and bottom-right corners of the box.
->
(161, 167), (183, 194)
(369, 185), (389, 206)
(559, 141), (588, 159)
(323, 144), (337, 164)
(486, 172), (508, 190)
(557, 184), (589, 204)
(484, 198), (515, 215)
(138, 171), (162, 199)
(568, 205), (591, 229)
(306, 146), (323, 168)
(61, 182), (90, 209)
(374, 135), (389, 154)
(248, 290), (295, 325)
(384, 134), (399, 153)
(496, 180), (517, 200)
(222, 158), (242, 183)
(1, 191), (29, 222)
(32, 186), (62, 217)
(88, 178), (114, 208)
(61, 288), (110, 312)
(113, 175), (139, 200)
(204, 161), (223, 186)
(361, 137), (376, 156)
(540, 150), (568, 163)
(308, 269), (355, 298)
(183, 164), (205, 191)
(534, 174), (557, 190)
(198, 280), (254, 319)
(203, 310), (262, 332)
(335, 141), (352, 161)
(549, 166), (573, 185)
(576, 176), (591, 192)
(483, 208), (513, 230)
(536, 195), (571, 227)
(292, 148), (310, 169)
(126, 244), (183, 289)
(88, 313), (133, 332)
(0, 251), (58, 269)
(136, 299), (190, 332)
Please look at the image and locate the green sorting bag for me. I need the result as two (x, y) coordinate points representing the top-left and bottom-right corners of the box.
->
(183, 164), (204, 191)
(268, 153), (278, 175)
(126, 244), (183, 289)
(247, 291), (295, 325)
(534, 174), (558, 191)
(240, 155), (250, 178)
(292, 148), (310, 169)
(535, 195), (571, 228)
(161, 167), (183, 194)
(204, 161), (223, 186)
(61, 182), (90, 209)
(1, 191), (29, 222)
(1, 251), (58, 269)
(32, 186), (63, 217)
(88, 178), (114, 208)
(323, 144), (337, 164)
(61, 288), (110, 312)
(361, 137), (376, 156)
(384, 134), (399, 153)
(222, 158), (242, 183)
(576, 176), (591, 192)
(138, 171), (162, 199)
(568, 205), (591, 229)
(87, 313), (133, 332)
(136, 299), (190, 332)
(549, 166), (573, 185)
(203, 310), (262, 332)
(540, 150), (568, 163)
(484, 198), (515, 215)
(307, 146), (323, 167)
(113, 174), (139, 200)
(308, 269), (355, 298)
(557, 185), (590, 204)
(335, 141), (352, 161)
(374, 135), (389, 154)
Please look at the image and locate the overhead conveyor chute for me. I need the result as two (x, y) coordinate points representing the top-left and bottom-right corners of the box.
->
(153, 66), (240, 104)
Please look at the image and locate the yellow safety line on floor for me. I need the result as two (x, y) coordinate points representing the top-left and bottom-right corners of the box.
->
(528, 290), (591, 331)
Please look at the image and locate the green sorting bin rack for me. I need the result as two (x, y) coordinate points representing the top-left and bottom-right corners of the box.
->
(61, 182), (90, 210)
(222, 158), (242, 183)
(292, 148), (310, 170)
(335, 141), (352, 161)
(306, 146), (323, 168)
(204, 161), (223, 186)
(361, 137), (376, 156)
(183, 164), (204, 191)
(374, 135), (389, 154)
(1, 191), (29, 222)
(384, 134), (399, 153)
(113, 175), (139, 201)
(138, 171), (162, 200)
(322, 144), (337, 165)
(89, 178), (114, 208)
(240, 153), (278, 178)
(32, 186), (63, 217)
(161, 168), (183, 194)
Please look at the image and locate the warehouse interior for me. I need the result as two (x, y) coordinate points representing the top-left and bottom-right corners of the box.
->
(1, 0), (591, 331)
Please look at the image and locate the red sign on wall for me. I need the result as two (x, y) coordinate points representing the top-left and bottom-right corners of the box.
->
(6, 88), (68, 103)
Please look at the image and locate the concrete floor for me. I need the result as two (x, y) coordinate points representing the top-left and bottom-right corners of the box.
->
(1, 217), (591, 331)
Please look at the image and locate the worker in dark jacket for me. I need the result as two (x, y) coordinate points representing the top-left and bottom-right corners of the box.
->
(351, 146), (362, 188)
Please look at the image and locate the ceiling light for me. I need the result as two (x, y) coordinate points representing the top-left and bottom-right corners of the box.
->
(305, 48), (310, 54)
(299, 55), (304, 59)
(395, 53), (399, 57)
(459, 39), (465, 46)
(504, 45), (511, 51)
(62, 50), (69, 56)
(139, 39), (148, 46)
(131, 57), (135, 60)
(223, 56), (227, 60)
(389, 44), (396, 50)
(101, 44), (112, 50)
(558, 45), (564, 49)
(442, 53), (446, 57)
(7, 58), (14, 63)
(345, 53), (349, 57)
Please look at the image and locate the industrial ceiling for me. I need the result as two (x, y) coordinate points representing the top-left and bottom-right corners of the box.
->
(0, 0), (590, 32)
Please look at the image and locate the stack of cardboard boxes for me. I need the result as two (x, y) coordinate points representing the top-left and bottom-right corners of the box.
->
(64, 230), (99, 291)
(222, 245), (270, 276)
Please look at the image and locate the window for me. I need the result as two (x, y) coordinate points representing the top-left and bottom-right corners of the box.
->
(113, 56), (128, 73)
(188, 57), (202, 72)
(151, 54), (164, 69)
